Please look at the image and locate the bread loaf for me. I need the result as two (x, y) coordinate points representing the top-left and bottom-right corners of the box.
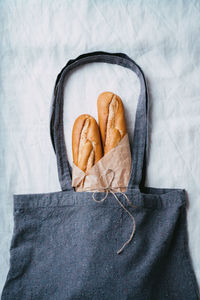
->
(97, 92), (127, 154)
(72, 114), (103, 172)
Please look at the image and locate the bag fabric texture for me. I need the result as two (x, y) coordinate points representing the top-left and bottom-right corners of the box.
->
(1, 52), (200, 300)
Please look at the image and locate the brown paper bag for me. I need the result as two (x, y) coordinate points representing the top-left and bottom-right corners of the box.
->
(72, 134), (131, 192)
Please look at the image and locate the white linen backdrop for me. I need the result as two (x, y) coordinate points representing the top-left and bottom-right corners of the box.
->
(0, 0), (200, 294)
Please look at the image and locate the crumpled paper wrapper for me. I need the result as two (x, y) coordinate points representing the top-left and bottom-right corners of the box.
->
(72, 134), (131, 192)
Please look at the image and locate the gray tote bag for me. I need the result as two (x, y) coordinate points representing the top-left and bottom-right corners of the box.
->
(1, 52), (200, 300)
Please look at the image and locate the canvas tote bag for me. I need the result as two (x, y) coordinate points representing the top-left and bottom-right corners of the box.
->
(1, 52), (200, 300)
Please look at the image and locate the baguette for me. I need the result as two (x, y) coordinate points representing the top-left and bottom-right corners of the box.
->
(97, 92), (127, 154)
(72, 114), (103, 172)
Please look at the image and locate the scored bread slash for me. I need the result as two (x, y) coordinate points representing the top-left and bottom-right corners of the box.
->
(97, 92), (127, 154)
(72, 114), (103, 172)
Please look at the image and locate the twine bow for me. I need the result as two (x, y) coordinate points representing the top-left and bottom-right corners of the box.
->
(88, 169), (137, 255)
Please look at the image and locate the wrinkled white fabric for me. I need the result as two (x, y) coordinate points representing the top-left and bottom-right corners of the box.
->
(0, 0), (200, 294)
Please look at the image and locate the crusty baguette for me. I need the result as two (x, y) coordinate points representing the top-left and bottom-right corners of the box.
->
(97, 92), (127, 154)
(72, 114), (103, 172)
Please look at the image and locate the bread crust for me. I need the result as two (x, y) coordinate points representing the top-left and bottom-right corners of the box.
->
(97, 92), (127, 154)
(72, 114), (103, 172)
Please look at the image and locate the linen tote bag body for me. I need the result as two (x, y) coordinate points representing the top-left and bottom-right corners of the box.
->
(1, 52), (199, 300)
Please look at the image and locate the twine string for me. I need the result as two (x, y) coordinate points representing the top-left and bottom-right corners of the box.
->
(88, 169), (137, 255)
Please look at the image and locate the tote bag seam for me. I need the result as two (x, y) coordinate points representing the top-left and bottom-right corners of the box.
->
(181, 207), (200, 299)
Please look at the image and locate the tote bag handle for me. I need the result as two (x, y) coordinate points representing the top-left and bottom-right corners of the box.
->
(50, 51), (149, 191)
